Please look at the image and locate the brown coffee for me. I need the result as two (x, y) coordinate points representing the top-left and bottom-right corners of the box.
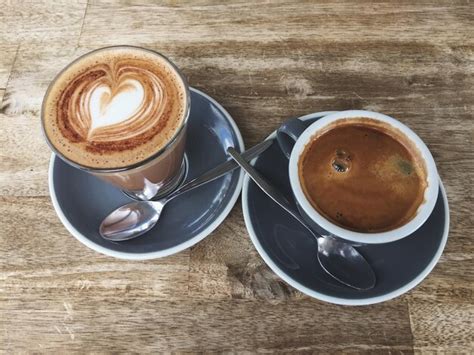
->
(42, 46), (189, 196)
(43, 46), (187, 169)
(299, 118), (427, 233)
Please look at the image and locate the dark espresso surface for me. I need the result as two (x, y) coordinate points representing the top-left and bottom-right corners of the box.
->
(299, 121), (427, 232)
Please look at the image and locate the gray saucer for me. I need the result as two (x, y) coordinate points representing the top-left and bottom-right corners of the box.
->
(242, 112), (449, 305)
(49, 88), (244, 260)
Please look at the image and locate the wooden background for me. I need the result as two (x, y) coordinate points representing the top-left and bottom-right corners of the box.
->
(1, 0), (473, 352)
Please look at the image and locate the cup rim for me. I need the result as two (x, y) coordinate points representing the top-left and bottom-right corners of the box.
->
(41, 45), (191, 173)
(288, 110), (439, 244)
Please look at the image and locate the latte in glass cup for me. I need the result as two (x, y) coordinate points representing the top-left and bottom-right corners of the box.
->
(42, 46), (190, 199)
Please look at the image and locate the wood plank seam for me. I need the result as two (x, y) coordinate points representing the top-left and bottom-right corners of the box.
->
(406, 300), (417, 352)
(0, 44), (20, 109)
(76, 1), (89, 49)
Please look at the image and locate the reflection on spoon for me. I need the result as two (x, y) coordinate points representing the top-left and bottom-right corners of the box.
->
(227, 147), (376, 291)
(99, 140), (273, 241)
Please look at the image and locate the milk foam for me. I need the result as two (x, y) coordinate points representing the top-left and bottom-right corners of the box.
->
(42, 46), (188, 169)
(89, 79), (145, 134)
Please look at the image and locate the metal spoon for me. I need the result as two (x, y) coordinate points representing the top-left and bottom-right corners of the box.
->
(227, 147), (376, 291)
(100, 140), (273, 242)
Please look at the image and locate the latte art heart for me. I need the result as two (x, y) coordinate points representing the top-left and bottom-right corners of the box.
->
(89, 79), (145, 135)
(43, 47), (187, 169)
(60, 63), (169, 146)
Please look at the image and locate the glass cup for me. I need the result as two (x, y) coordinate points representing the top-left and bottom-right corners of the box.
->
(41, 46), (190, 200)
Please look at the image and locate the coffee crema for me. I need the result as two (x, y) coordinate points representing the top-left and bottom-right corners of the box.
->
(299, 118), (427, 233)
(43, 47), (188, 169)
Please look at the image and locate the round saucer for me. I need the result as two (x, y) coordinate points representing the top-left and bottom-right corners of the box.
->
(49, 88), (244, 260)
(242, 111), (449, 305)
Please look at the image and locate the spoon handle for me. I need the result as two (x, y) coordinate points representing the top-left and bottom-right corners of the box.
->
(228, 147), (377, 291)
(166, 139), (274, 201)
(227, 147), (315, 237)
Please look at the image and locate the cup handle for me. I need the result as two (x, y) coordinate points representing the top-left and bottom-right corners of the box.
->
(277, 118), (308, 159)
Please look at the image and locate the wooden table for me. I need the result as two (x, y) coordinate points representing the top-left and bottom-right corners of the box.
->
(1, 1), (473, 352)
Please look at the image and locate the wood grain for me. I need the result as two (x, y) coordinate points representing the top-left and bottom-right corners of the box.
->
(78, 2), (473, 46)
(0, 1), (87, 45)
(0, 45), (17, 107)
(0, 196), (190, 295)
(1, 44), (88, 117)
(2, 294), (414, 353)
(0, 45), (17, 88)
(0, 114), (50, 197)
(409, 301), (474, 353)
(0, 0), (473, 352)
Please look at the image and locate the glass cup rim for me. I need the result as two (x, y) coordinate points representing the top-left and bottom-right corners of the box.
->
(41, 45), (191, 174)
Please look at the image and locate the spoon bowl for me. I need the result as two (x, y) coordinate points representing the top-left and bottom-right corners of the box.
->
(317, 237), (376, 291)
(227, 147), (376, 291)
(100, 201), (163, 241)
(100, 140), (273, 242)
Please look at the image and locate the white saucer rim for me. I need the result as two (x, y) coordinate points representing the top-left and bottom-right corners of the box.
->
(241, 111), (450, 306)
(49, 87), (245, 260)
